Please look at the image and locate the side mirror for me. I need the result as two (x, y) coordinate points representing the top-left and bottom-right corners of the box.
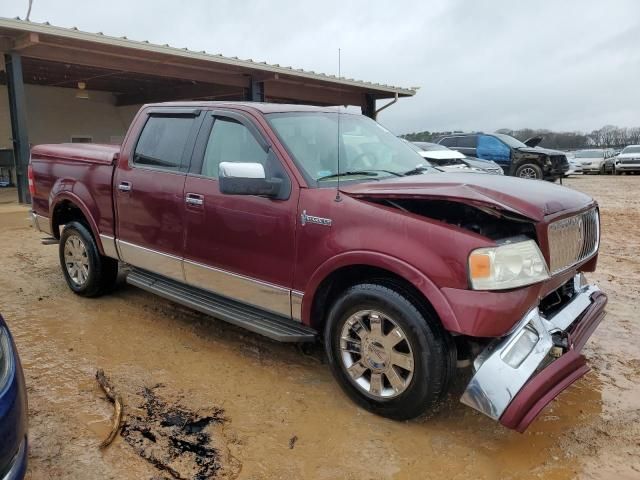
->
(218, 162), (282, 197)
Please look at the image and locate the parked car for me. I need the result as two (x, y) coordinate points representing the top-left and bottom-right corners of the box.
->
(613, 145), (640, 174)
(576, 149), (616, 174)
(29, 102), (606, 432)
(0, 179), (11, 188)
(564, 152), (583, 176)
(410, 142), (504, 174)
(0, 314), (28, 480)
(436, 133), (569, 180)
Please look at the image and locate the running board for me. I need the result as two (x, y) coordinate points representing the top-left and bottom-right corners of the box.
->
(126, 269), (317, 342)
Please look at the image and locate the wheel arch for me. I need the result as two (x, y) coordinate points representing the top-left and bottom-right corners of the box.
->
(50, 192), (105, 255)
(301, 251), (460, 334)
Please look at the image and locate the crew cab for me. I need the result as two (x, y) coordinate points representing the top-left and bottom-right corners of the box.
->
(437, 132), (569, 180)
(29, 102), (606, 432)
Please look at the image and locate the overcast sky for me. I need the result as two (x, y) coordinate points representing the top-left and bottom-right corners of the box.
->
(3, 0), (639, 135)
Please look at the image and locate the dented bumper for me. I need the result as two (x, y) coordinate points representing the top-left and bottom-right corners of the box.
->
(461, 274), (607, 432)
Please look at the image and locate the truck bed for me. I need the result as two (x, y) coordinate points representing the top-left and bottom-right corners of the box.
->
(31, 143), (120, 165)
(30, 143), (120, 240)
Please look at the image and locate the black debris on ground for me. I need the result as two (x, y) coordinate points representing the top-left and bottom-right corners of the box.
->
(120, 385), (226, 480)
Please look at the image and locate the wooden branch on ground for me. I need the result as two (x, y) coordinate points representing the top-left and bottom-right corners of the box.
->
(95, 369), (123, 449)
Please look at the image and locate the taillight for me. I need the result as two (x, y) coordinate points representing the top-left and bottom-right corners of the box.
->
(28, 164), (35, 197)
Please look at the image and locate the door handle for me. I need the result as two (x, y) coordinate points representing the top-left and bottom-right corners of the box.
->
(118, 181), (132, 192)
(185, 193), (204, 206)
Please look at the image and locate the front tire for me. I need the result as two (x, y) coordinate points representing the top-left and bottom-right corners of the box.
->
(324, 283), (452, 420)
(515, 163), (543, 179)
(59, 221), (118, 297)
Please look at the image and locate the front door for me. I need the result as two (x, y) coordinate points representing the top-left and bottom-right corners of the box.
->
(182, 110), (298, 318)
(114, 109), (203, 280)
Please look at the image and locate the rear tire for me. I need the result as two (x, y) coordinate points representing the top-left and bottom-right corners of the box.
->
(59, 221), (118, 297)
(324, 283), (453, 420)
(515, 163), (543, 179)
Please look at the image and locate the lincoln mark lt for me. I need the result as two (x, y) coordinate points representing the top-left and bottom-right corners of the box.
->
(29, 102), (606, 431)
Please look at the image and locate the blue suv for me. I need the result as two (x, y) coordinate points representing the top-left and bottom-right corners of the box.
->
(437, 133), (569, 180)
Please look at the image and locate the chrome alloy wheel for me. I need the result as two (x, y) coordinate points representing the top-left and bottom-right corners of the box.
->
(519, 166), (539, 179)
(340, 310), (415, 399)
(64, 234), (90, 286)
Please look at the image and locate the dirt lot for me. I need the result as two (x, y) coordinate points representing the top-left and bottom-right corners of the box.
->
(0, 175), (638, 480)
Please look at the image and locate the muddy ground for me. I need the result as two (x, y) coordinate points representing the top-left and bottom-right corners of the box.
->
(0, 175), (638, 479)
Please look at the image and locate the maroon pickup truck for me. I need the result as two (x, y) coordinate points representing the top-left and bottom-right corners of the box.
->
(29, 102), (606, 431)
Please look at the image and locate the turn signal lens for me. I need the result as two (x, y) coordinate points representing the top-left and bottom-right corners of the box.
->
(469, 253), (491, 279)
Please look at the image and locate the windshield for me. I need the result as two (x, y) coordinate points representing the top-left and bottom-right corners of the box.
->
(267, 112), (437, 184)
(622, 146), (640, 154)
(493, 133), (527, 148)
(575, 150), (604, 158)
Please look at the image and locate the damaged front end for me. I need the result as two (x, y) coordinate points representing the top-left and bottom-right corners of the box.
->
(461, 273), (607, 432)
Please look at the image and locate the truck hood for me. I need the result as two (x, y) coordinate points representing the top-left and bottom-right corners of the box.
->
(516, 146), (566, 156)
(340, 173), (593, 221)
(617, 152), (640, 159)
(524, 135), (543, 147)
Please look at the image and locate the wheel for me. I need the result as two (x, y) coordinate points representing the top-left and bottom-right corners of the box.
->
(515, 163), (543, 179)
(324, 283), (453, 420)
(59, 221), (118, 297)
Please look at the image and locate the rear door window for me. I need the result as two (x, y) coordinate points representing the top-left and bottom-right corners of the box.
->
(439, 137), (457, 147)
(133, 115), (196, 171)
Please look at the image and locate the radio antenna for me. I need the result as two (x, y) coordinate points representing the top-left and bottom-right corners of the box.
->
(335, 48), (342, 202)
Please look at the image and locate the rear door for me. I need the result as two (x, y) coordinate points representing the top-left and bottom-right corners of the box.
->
(114, 108), (203, 281)
(181, 109), (298, 318)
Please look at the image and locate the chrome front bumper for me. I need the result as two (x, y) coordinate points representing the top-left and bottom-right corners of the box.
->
(461, 274), (604, 423)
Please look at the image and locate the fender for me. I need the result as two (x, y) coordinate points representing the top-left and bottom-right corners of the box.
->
(49, 190), (106, 255)
(301, 250), (462, 333)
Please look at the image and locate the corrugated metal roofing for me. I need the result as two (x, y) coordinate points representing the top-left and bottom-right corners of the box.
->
(0, 16), (416, 97)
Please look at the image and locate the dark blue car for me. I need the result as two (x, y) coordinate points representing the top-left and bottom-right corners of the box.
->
(0, 315), (27, 480)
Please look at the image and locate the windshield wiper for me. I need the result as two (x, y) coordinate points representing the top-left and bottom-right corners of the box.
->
(403, 165), (432, 176)
(316, 170), (402, 181)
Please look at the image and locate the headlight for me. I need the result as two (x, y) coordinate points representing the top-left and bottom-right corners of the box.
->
(0, 328), (14, 392)
(468, 238), (550, 290)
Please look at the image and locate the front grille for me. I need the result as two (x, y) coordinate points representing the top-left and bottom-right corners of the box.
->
(550, 155), (569, 172)
(621, 158), (640, 164)
(547, 208), (599, 274)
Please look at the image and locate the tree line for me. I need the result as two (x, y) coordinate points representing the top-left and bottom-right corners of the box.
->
(402, 125), (640, 150)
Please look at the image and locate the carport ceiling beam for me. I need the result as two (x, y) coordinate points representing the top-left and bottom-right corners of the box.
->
(12, 32), (39, 51)
(265, 81), (362, 106)
(19, 43), (251, 88)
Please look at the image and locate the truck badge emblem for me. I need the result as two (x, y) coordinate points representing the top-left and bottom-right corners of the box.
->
(300, 210), (332, 227)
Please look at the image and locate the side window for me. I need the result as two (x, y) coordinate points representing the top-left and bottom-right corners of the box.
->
(133, 116), (195, 171)
(439, 137), (457, 147)
(477, 135), (510, 161)
(457, 136), (477, 148)
(201, 118), (269, 179)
